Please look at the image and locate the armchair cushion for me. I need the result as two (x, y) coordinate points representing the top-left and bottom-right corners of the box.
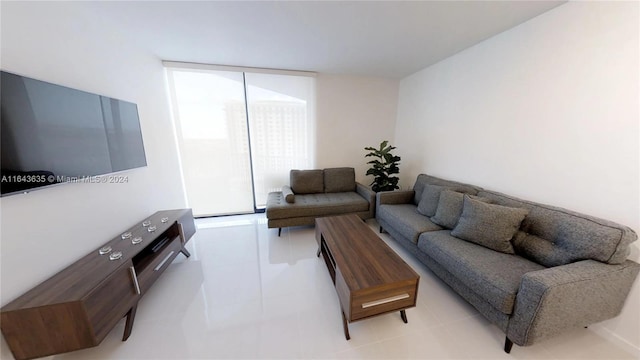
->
(451, 196), (528, 254)
(290, 169), (324, 194)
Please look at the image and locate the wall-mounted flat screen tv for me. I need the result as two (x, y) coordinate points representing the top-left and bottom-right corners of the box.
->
(1, 71), (147, 196)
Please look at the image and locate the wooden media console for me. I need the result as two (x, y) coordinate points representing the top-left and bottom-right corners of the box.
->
(1, 209), (195, 360)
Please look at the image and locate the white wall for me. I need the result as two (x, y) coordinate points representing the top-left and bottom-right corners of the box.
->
(0, 4), (185, 357)
(316, 74), (399, 185)
(395, 1), (639, 352)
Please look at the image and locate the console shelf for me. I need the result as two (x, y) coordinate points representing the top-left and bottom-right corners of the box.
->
(0, 209), (195, 360)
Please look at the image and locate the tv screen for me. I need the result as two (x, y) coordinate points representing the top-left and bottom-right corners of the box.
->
(1, 71), (147, 196)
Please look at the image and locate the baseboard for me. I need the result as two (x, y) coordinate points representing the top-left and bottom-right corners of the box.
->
(590, 325), (640, 358)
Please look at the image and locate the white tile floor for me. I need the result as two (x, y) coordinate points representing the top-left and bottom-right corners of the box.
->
(52, 214), (637, 359)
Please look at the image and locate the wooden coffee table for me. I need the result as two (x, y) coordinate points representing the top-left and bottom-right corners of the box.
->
(315, 214), (419, 340)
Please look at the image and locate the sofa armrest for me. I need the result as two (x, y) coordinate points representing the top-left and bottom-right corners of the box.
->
(356, 182), (376, 218)
(507, 259), (640, 346)
(376, 190), (415, 209)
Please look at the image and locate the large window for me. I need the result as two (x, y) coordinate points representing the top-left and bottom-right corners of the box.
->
(165, 63), (315, 216)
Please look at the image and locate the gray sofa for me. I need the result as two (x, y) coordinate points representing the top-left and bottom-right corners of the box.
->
(266, 167), (375, 235)
(377, 174), (639, 352)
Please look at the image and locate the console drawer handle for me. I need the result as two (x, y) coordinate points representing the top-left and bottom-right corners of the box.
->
(362, 293), (410, 309)
(154, 251), (175, 271)
(129, 266), (141, 295)
(178, 223), (185, 244)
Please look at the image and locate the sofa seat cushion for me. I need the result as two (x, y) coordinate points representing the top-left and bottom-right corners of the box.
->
(418, 230), (545, 314)
(378, 204), (443, 244)
(266, 191), (368, 220)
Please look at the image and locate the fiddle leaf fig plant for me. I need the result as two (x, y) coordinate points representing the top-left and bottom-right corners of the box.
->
(364, 140), (401, 192)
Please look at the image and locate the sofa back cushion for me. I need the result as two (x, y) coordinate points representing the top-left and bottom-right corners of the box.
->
(324, 167), (356, 193)
(477, 190), (637, 266)
(412, 174), (481, 206)
(290, 169), (324, 194)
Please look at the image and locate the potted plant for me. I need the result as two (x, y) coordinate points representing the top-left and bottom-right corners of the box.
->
(364, 140), (401, 192)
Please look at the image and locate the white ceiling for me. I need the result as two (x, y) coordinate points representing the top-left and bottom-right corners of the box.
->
(83, 1), (566, 79)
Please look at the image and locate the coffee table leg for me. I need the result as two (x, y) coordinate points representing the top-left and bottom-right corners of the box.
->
(400, 310), (408, 323)
(342, 311), (351, 340)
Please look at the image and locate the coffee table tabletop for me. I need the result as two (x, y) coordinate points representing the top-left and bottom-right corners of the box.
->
(315, 214), (420, 339)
